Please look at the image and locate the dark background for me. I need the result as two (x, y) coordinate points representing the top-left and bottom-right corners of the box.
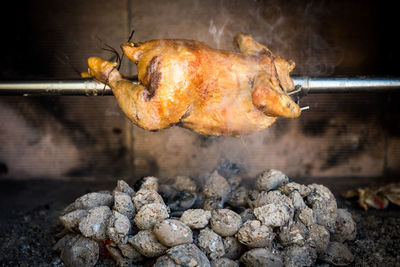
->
(0, 0), (399, 181)
(1, 0), (400, 79)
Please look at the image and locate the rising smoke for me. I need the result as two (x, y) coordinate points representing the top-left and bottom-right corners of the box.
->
(129, 0), (345, 178)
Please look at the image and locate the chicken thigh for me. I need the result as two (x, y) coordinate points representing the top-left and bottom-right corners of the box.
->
(87, 34), (300, 136)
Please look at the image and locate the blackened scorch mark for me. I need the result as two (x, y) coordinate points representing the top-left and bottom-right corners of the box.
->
(302, 118), (330, 137)
(320, 131), (368, 170)
(197, 135), (218, 148)
(145, 56), (162, 99)
(248, 76), (255, 88)
(260, 48), (272, 57)
(0, 162), (8, 175)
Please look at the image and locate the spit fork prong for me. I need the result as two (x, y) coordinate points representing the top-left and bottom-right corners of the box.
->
(287, 86), (302, 96)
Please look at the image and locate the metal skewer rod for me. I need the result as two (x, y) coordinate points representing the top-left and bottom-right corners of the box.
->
(0, 77), (399, 96)
(294, 77), (400, 93)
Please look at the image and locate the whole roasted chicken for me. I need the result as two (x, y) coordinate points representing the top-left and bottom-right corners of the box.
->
(87, 34), (300, 136)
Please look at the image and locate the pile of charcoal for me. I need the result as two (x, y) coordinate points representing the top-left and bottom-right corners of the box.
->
(54, 169), (356, 266)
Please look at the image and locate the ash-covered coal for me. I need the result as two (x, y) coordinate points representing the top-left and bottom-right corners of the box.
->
(55, 169), (356, 266)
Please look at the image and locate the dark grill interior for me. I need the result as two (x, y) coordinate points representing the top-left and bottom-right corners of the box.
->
(0, 0), (399, 265)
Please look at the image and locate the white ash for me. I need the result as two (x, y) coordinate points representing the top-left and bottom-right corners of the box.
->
(159, 176), (199, 215)
(240, 247), (283, 267)
(117, 243), (144, 263)
(254, 203), (291, 227)
(283, 245), (317, 267)
(53, 234), (78, 253)
(159, 182), (174, 193)
(170, 191), (197, 213)
(332, 209), (357, 242)
(153, 219), (193, 247)
(203, 171), (231, 199)
(59, 209), (87, 231)
(210, 209), (242, 237)
(278, 182), (311, 197)
(60, 202), (77, 216)
(113, 191), (135, 220)
(308, 224), (330, 255)
(211, 257), (239, 267)
(295, 206), (317, 226)
(223, 236), (244, 260)
(236, 220), (275, 248)
(56, 172), (356, 267)
(156, 243), (211, 267)
(239, 209), (256, 223)
(289, 190), (306, 211)
(73, 191), (113, 210)
(140, 176), (159, 191)
(203, 197), (225, 210)
(255, 169), (289, 191)
(106, 244), (131, 267)
(320, 242), (354, 266)
(247, 190), (294, 219)
(193, 191), (205, 207)
(60, 236), (99, 267)
(134, 202), (169, 230)
(159, 184), (197, 214)
(78, 206), (112, 241)
(115, 180), (135, 197)
(107, 210), (131, 244)
(245, 190), (260, 209)
(133, 188), (165, 212)
(173, 175), (197, 192)
(128, 229), (167, 258)
(227, 175), (242, 190)
(278, 221), (307, 246)
(306, 184), (338, 231)
(180, 209), (211, 229)
(255, 190), (294, 214)
(158, 184), (176, 198)
(227, 186), (248, 208)
(154, 255), (178, 266)
(198, 227), (226, 260)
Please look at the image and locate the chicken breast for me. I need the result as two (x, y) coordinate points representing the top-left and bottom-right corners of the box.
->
(87, 34), (300, 136)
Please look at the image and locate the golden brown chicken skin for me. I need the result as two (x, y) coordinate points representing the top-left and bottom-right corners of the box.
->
(87, 34), (300, 136)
